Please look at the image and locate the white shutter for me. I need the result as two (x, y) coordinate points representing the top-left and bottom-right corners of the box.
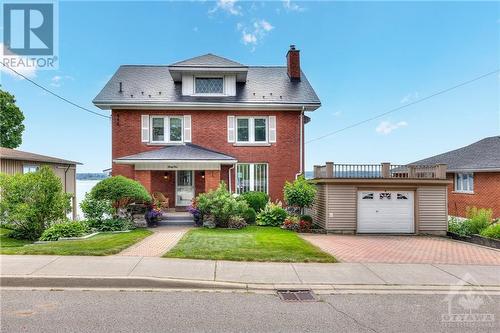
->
(224, 75), (236, 96)
(268, 116), (276, 143)
(227, 116), (235, 143)
(141, 115), (150, 142)
(183, 115), (192, 142)
(182, 75), (194, 95)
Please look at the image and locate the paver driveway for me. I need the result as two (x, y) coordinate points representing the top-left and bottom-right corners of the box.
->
(301, 234), (500, 265)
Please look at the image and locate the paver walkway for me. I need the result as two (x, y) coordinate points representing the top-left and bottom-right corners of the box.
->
(117, 226), (190, 257)
(301, 234), (500, 265)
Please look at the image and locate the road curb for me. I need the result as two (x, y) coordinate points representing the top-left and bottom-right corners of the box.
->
(2, 275), (500, 294)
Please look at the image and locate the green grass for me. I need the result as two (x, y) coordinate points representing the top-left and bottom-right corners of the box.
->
(164, 226), (336, 263)
(0, 228), (152, 256)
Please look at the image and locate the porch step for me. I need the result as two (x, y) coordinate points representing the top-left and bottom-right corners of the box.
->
(158, 220), (195, 226)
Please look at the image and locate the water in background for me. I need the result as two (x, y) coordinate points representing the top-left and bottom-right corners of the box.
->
(75, 180), (100, 219)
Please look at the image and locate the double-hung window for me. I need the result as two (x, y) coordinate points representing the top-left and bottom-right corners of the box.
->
(236, 117), (267, 143)
(236, 163), (268, 194)
(455, 173), (474, 193)
(150, 116), (183, 143)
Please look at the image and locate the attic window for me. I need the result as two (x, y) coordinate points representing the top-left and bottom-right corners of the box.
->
(195, 78), (223, 94)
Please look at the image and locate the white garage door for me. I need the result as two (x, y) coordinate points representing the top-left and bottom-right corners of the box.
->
(357, 191), (414, 233)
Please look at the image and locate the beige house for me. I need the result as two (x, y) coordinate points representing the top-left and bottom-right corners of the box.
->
(0, 148), (81, 219)
(311, 162), (451, 235)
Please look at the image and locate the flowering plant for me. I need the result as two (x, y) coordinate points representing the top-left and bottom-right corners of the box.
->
(188, 198), (203, 226)
(144, 204), (162, 227)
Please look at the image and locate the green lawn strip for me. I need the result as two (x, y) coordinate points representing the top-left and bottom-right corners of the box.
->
(0, 228), (152, 256)
(164, 226), (336, 263)
(0, 228), (32, 247)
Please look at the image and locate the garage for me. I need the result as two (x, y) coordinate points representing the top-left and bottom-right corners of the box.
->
(357, 191), (414, 233)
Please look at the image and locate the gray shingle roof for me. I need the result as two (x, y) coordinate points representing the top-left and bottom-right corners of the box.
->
(114, 144), (237, 162)
(170, 54), (246, 68)
(93, 59), (320, 110)
(0, 147), (81, 165)
(411, 136), (500, 172)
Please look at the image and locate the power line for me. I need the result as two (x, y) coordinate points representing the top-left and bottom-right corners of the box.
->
(1, 63), (111, 120)
(306, 69), (500, 144)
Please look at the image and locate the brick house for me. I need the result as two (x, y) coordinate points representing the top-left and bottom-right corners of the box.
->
(93, 46), (321, 208)
(412, 136), (500, 218)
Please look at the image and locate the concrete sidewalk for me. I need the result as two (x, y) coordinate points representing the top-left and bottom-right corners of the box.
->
(1, 255), (500, 292)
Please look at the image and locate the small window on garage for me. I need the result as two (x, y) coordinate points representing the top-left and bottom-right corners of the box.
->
(362, 193), (374, 199)
(379, 192), (391, 200)
(397, 193), (408, 200)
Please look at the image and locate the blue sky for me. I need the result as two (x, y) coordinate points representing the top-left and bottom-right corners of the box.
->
(1, 0), (499, 172)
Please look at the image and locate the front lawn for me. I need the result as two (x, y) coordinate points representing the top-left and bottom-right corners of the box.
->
(0, 228), (152, 256)
(164, 226), (336, 263)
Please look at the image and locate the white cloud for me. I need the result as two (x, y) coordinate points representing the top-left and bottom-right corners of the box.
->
(0, 43), (37, 78)
(400, 91), (419, 104)
(50, 75), (73, 87)
(282, 0), (305, 12)
(333, 111), (342, 117)
(238, 19), (274, 47)
(209, 0), (242, 16)
(376, 120), (408, 135)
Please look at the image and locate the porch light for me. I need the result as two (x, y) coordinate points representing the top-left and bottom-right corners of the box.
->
(163, 172), (170, 180)
(201, 171), (205, 179)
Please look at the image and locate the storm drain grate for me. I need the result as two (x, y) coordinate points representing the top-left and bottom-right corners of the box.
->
(276, 290), (318, 302)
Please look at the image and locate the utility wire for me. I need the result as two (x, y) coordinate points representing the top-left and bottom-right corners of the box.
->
(1, 63), (111, 119)
(306, 69), (500, 144)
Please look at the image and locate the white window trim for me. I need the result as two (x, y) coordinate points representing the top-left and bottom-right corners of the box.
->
(150, 116), (184, 143)
(235, 163), (269, 194)
(193, 76), (225, 96)
(454, 172), (474, 193)
(235, 116), (268, 144)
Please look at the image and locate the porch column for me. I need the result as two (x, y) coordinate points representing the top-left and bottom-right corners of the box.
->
(134, 170), (152, 193)
(204, 170), (221, 192)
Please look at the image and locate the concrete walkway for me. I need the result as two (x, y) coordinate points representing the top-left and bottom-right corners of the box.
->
(117, 226), (189, 257)
(1, 255), (500, 292)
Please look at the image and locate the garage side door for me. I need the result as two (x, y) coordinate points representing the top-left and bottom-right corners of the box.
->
(357, 191), (414, 233)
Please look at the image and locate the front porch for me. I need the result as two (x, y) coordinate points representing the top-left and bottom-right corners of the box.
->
(113, 143), (237, 210)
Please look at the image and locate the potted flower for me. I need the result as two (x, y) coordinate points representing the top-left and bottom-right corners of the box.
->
(145, 204), (162, 227)
(188, 198), (203, 226)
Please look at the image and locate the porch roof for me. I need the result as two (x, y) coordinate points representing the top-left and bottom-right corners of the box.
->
(114, 144), (237, 164)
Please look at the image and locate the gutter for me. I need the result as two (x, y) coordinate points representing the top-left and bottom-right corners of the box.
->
(113, 159), (238, 164)
(295, 106), (305, 179)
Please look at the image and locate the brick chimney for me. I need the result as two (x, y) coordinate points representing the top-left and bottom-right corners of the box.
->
(286, 44), (301, 81)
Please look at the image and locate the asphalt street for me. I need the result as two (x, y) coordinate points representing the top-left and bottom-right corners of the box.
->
(1, 289), (499, 333)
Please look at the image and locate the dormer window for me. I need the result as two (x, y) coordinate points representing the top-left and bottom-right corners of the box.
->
(195, 77), (224, 94)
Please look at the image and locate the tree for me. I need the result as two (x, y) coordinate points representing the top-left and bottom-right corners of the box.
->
(0, 88), (25, 148)
(0, 166), (71, 240)
(283, 176), (317, 214)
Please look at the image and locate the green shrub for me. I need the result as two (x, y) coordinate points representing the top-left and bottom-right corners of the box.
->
(227, 216), (247, 229)
(80, 192), (113, 222)
(283, 176), (316, 214)
(241, 207), (256, 225)
(39, 221), (88, 241)
(0, 166), (71, 240)
(90, 176), (151, 210)
(239, 191), (269, 212)
(88, 218), (133, 232)
(448, 218), (469, 236)
(480, 224), (500, 239)
(197, 182), (248, 227)
(256, 202), (288, 226)
(300, 215), (313, 224)
(465, 207), (492, 234)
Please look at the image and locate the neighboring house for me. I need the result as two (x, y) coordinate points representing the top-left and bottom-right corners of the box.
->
(93, 46), (321, 208)
(0, 147), (81, 219)
(412, 136), (500, 218)
(312, 162), (450, 235)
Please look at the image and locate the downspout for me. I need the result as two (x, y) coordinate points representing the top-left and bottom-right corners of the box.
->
(295, 106), (305, 179)
(63, 164), (74, 220)
(228, 164), (235, 194)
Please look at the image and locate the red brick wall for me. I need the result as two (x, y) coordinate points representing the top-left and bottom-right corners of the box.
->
(111, 109), (302, 201)
(447, 172), (500, 218)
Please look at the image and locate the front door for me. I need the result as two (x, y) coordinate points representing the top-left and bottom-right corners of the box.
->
(176, 170), (194, 206)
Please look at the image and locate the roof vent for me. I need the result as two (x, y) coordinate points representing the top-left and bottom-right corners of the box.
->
(119, 82), (123, 93)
